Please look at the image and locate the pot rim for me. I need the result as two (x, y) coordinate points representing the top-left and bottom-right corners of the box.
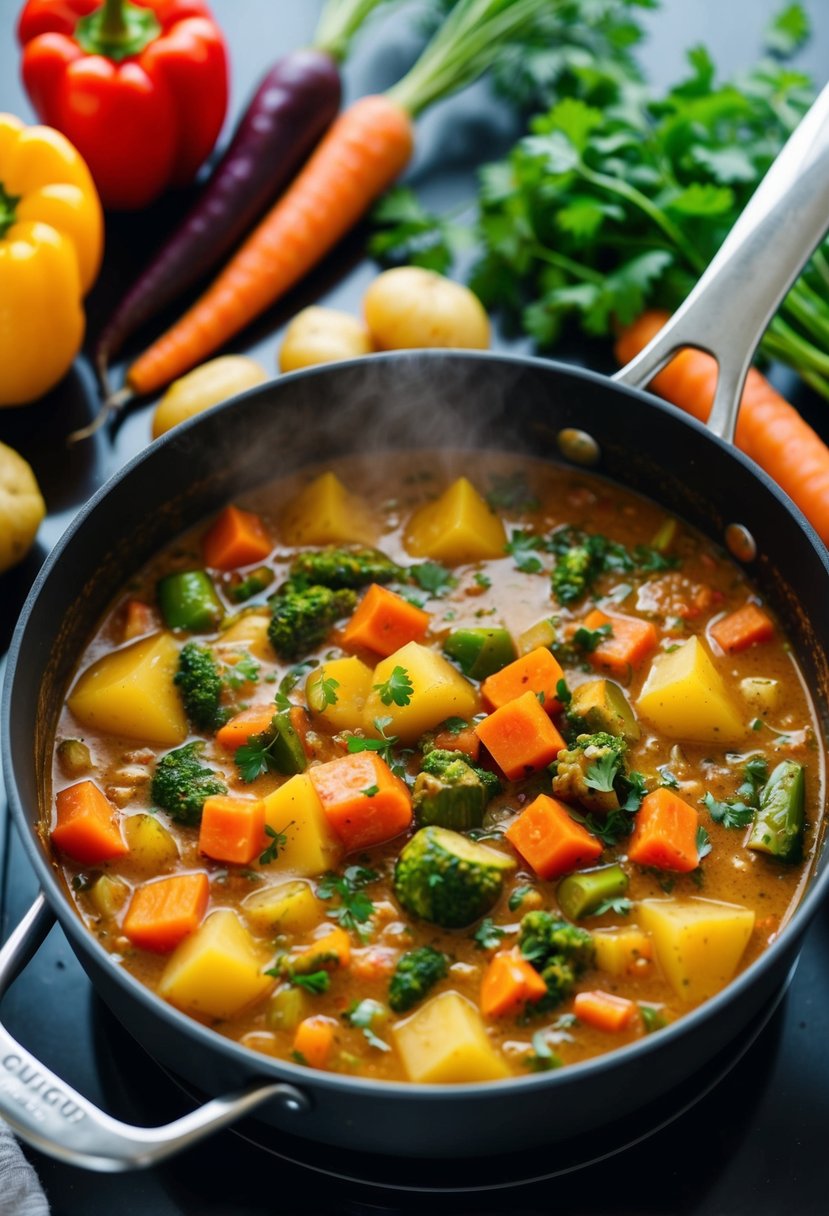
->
(4, 347), (828, 1105)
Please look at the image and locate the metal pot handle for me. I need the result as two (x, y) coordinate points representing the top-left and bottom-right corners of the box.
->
(0, 896), (310, 1171)
(613, 80), (829, 442)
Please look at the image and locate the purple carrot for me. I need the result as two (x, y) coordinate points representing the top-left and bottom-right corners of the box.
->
(94, 48), (341, 391)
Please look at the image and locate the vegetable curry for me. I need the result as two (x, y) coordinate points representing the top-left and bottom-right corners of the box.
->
(49, 452), (825, 1083)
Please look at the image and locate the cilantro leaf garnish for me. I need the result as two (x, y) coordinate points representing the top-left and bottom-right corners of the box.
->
(505, 529), (545, 574)
(408, 561), (457, 597)
(316, 866), (379, 943)
(373, 665), (414, 708)
(344, 999), (391, 1051)
(289, 970), (331, 994)
(259, 822), (291, 866)
(471, 917), (507, 950)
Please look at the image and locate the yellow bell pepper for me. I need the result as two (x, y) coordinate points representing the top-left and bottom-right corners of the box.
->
(0, 113), (103, 406)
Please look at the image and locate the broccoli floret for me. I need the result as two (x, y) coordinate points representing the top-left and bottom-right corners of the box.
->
(174, 641), (227, 732)
(549, 528), (631, 606)
(388, 946), (449, 1013)
(267, 584), (357, 660)
(552, 731), (628, 814)
(518, 910), (595, 1012)
(151, 741), (227, 826)
(413, 749), (501, 831)
(289, 546), (403, 590)
(393, 826), (515, 928)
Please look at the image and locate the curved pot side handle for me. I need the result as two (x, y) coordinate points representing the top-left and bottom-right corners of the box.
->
(0, 896), (310, 1172)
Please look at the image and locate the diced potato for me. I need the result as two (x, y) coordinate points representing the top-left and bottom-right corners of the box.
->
(517, 618), (557, 656)
(362, 641), (479, 745)
(393, 990), (510, 1083)
(217, 611), (273, 663)
(123, 813), (179, 874)
(306, 656), (373, 731)
(637, 898), (755, 1003)
(242, 879), (323, 935)
(404, 477), (507, 564)
(280, 472), (375, 546)
(87, 874), (129, 918)
(592, 926), (653, 976)
(259, 775), (343, 877)
(158, 909), (274, 1021)
(67, 632), (187, 746)
(636, 636), (746, 745)
(739, 677), (781, 714)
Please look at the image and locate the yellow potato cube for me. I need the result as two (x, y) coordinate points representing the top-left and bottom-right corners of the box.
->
(636, 636), (746, 745)
(242, 879), (324, 935)
(404, 477), (507, 564)
(280, 472), (375, 546)
(739, 677), (780, 714)
(158, 910), (274, 1021)
(87, 874), (129, 919)
(637, 898), (755, 1003)
(306, 656), (373, 732)
(217, 611), (273, 664)
(123, 813), (179, 874)
(592, 926), (653, 976)
(393, 991), (510, 1083)
(259, 775), (342, 877)
(363, 641), (479, 745)
(68, 632), (187, 746)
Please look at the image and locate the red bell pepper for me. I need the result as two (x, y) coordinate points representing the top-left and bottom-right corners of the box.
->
(17, 0), (228, 210)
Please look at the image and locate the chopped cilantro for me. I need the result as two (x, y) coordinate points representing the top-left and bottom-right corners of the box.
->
(471, 917), (507, 949)
(505, 529), (544, 574)
(289, 970), (331, 994)
(259, 822), (290, 866)
(317, 866), (379, 943)
(373, 665), (414, 708)
(409, 561), (456, 597)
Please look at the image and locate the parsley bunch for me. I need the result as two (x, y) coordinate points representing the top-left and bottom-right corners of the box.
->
(373, 6), (829, 399)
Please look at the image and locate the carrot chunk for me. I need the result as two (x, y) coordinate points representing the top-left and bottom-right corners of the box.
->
(293, 1015), (336, 1069)
(475, 691), (566, 780)
(505, 794), (603, 879)
(480, 949), (548, 1018)
(627, 788), (699, 872)
(481, 647), (564, 713)
(341, 584), (430, 656)
(710, 603), (774, 653)
(122, 599), (156, 642)
(573, 989), (638, 1032)
(215, 704), (275, 751)
(308, 752), (412, 851)
(582, 609), (658, 682)
(123, 872), (210, 953)
(198, 795), (267, 866)
(432, 724), (481, 761)
(202, 505), (272, 571)
(52, 781), (129, 865)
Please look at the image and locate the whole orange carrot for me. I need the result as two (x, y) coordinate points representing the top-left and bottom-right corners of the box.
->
(616, 311), (829, 546)
(124, 0), (550, 401)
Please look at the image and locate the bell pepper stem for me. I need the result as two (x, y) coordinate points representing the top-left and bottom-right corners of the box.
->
(0, 183), (19, 240)
(75, 0), (161, 61)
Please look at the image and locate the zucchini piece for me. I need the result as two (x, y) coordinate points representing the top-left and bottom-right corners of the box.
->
(157, 570), (223, 632)
(557, 864), (628, 920)
(569, 679), (640, 742)
(443, 627), (517, 680)
(393, 826), (514, 928)
(746, 760), (805, 862)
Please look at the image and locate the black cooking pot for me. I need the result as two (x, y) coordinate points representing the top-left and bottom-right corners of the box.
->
(3, 79), (829, 1174)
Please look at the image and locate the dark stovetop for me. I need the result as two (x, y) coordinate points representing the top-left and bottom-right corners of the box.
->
(2, 2), (829, 1213)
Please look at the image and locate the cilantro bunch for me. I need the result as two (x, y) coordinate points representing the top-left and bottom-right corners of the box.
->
(374, 5), (829, 399)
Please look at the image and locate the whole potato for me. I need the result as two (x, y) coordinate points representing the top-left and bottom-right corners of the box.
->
(364, 268), (490, 350)
(152, 356), (269, 439)
(0, 441), (46, 573)
(279, 307), (373, 372)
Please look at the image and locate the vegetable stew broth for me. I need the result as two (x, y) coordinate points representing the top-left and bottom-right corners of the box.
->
(50, 453), (824, 1082)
